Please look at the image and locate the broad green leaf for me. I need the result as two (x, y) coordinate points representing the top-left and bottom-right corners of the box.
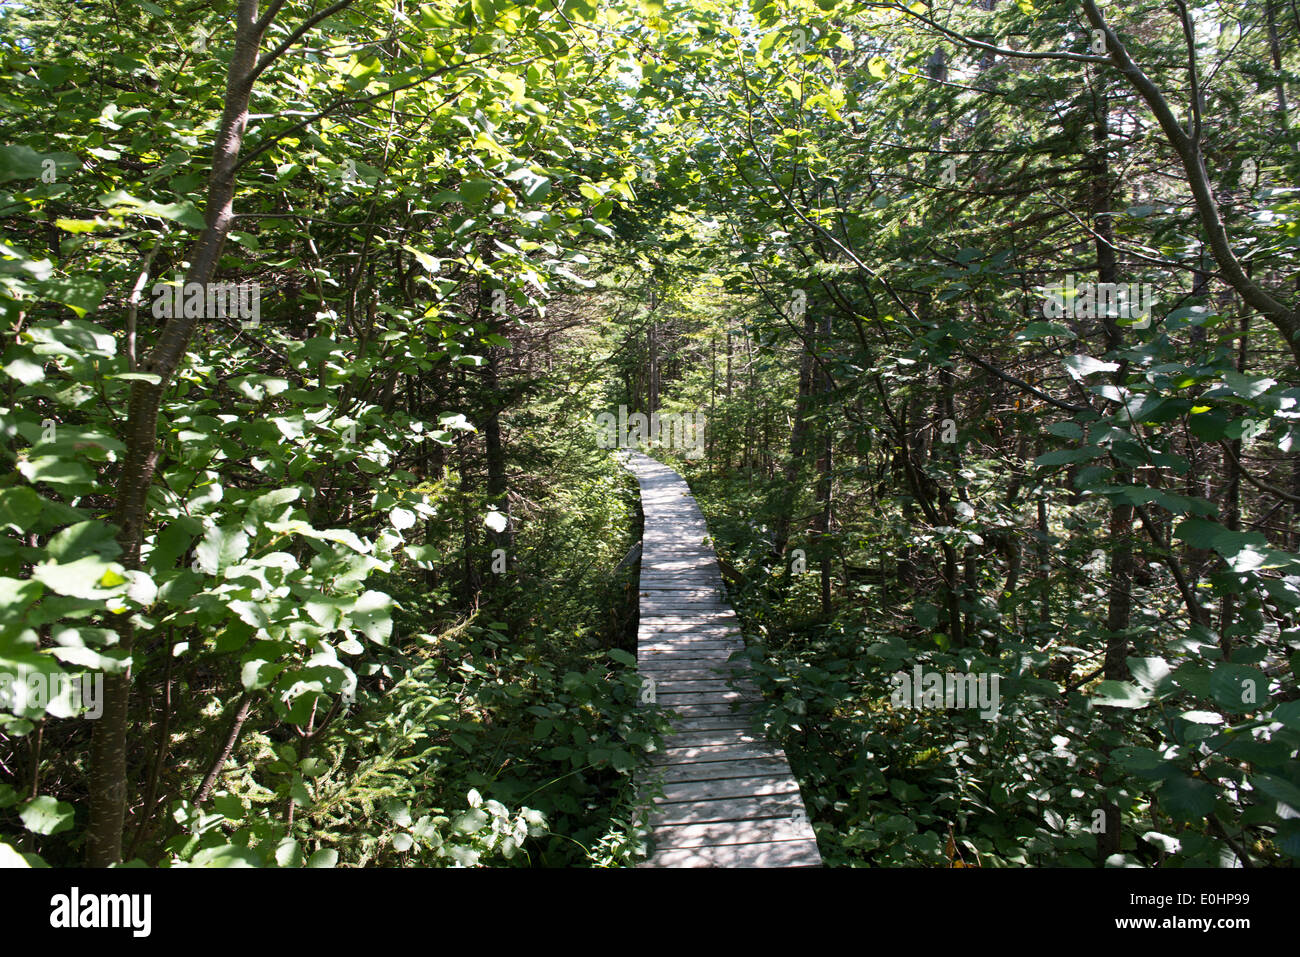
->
(1158, 775), (1217, 822)
(347, 590), (393, 644)
(19, 795), (74, 835)
(195, 525), (250, 575)
(1209, 663), (1266, 713)
(1091, 680), (1152, 709)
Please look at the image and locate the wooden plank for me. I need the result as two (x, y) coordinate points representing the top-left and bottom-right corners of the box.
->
(652, 757), (792, 784)
(650, 742), (782, 765)
(638, 648), (741, 663)
(656, 690), (756, 706)
(639, 649), (743, 661)
(655, 676), (754, 689)
(648, 793), (804, 827)
(659, 730), (767, 750)
(655, 696), (759, 712)
(636, 665), (747, 679)
(638, 623), (738, 633)
(659, 700), (757, 715)
(656, 684), (757, 699)
(646, 839), (822, 868)
(652, 817), (816, 850)
(639, 623), (737, 636)
(663, 714), (756, 733)
(653, 774), (801, 805)
(639, 670), (749, 682)
(654, 678), (755, 689)
(639, 625), (740, 636)
(639, 624), (739, 633)
(639, 642), (741, 655)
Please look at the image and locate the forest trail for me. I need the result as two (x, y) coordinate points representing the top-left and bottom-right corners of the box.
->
(624, 452), (822, 867)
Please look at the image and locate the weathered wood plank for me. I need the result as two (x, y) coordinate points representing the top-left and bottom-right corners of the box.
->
(648, 793), (804, 827)
(652, 773), (801, 805)
(646, 839), (822, 868)
(652, 675), (755, 689)
(658, 732), (767, 752)
(639, 642), (742, 655)
(656, 689), (757, 704)
(649, 742), (781, 765)
(651, 757), (792, 784)
(665, 714), (756, 732)
(655, 696), (759, 712)
(654, 687), (755, 700)
(636, 664), (746, 679)
(651, 817), (817, 850)
(638, 649), (741, 664)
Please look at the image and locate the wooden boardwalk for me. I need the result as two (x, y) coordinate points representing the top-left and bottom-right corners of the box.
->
(624, 451), (822, 867)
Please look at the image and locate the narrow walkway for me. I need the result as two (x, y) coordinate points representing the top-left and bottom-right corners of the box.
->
(624, 451), (822, 867)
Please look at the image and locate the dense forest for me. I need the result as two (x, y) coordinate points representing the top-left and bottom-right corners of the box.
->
(0, 0), (1297, 874)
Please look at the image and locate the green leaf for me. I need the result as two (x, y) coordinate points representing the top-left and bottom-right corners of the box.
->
(1091, 680), (1152, 709)
(1209, 663), (1266, 713)
(99, 189), (205, 229)
(1035, 447), (1102, 467)
(1017, 321), (1076, 341)
(913, 601), (939, 629)
(0, 488), (42, 532)
(195, 525), (249, 575)
(191, 845), (262, 867)
(1174, 520), (1272, 572)
(457, 179), (494, 205)
(1064, 355), (1119, 380)
(1141, 831), (1181, 854)
(32, 555), (125, 599)
(39, 275), (106, 318)
(4, 356), (45, 384)
(0, 145), (77, 184)
(47, 521), (120, 562)
(19, 795), (74, 835)
(1158, 775), (1217, 822)
(306, 848), (338, 868)
(402, 244), (441, 271)
(1045, 421), (1083, 440)
(54, 218), (99, 234)
(1253, 773), (1300, 814)
(1127, 656), (1173, 694)
(404, 544), (438, 564)
(1272, 700), (1300, 730)
(274, 839), (303, 867)
(1111, 746), (1167, 776)
(347, 590), (393, 644)
(1220, 370), (1275, 400)
(18, 456), (94, 488)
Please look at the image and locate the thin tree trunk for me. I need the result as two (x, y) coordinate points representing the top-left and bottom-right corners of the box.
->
(772, 307), (818, 558)
(87, 0), (273, 867)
